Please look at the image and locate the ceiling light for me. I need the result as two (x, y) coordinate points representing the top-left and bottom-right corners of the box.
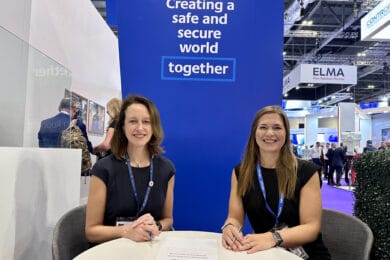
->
(296, 86), (300, 90)
(302, 20), (313, 26)
(284, 93), (288, 97)
(283, 51), (287, 56)
(368, 84), (375, 89)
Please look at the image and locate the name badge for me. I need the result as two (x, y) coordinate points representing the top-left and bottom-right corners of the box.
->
(116, 217), (136, 227)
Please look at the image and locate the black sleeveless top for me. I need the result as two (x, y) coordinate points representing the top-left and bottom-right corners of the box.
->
(93, 154), (175, 226)
(235, 159), (331, 259)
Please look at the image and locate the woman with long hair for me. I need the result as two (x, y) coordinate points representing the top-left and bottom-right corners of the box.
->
(93, 98), (122, 158)
(221, 106), (330, 259)
(86, 94), (175, 243)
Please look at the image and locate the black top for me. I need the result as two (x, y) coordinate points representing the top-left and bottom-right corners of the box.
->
(235, 159), (330, 259)
(92, 154), (175, 226)
(96, 120), (117, 160)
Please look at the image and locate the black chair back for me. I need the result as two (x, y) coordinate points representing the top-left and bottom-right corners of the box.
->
(52, 204), (89, 260)
(321, 208), (373, 260)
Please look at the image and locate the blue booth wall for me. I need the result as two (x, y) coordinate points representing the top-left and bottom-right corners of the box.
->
(117, 0), (284, 232)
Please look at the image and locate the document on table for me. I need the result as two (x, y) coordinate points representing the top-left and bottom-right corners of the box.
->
(156, 237), (218, 260)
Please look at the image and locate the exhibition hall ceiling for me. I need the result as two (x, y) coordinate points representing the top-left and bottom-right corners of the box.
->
(283, 0), (390, 108)
(92, 0), (390, 107)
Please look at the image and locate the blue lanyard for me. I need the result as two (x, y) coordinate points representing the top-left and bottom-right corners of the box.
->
(256, 164), (284, 226)
(125, 153), (154, 218)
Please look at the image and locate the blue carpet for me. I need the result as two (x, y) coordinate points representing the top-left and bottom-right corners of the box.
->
(321, 179), (355, 215)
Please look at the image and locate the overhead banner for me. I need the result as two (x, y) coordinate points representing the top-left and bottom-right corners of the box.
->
(284, 64), (357, 92)
(300, 64), (357, 84)
(361, 0), (390, 41)
(117, 0), (284, 232)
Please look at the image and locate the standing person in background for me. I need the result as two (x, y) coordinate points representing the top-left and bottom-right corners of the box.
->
(38, 98), (77, 147)
(301, 145), (311, 160)
(378, 141), (386, 150)
(221, 106), (330, 259)
(332, 144), (346, 186)
(290, 140), (299, 157)
(310, 141), (323, 181)
(322, 143), (330, 181)
(325, 143), (336, 185)
(350, 148), (359, 186)
(363, 140), (376, 153)
(85, 94), (175, 243)
(93, 98), (122, 159)
(340, 143), (351, 185)
(74, 109), (93, 153)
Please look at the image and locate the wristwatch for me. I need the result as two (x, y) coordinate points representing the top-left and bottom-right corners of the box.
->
(272, 231), (283, 247)
(155, 221), (162, 231)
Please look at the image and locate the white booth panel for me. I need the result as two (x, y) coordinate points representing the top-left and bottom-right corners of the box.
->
(0, 147), (81, 260)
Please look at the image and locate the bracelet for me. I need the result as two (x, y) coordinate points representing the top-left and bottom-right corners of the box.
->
(221, 222), (234, 231)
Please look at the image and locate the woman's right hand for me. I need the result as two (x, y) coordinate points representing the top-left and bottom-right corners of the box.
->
(121, 213), (160, 242)
(221, 224), (244, 251)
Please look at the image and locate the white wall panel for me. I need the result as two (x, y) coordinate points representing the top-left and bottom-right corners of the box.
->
(0, 148), (81, 260)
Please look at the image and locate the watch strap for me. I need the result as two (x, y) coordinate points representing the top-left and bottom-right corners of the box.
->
(272, 231), (283, 247)
(155, 221), (162, 231)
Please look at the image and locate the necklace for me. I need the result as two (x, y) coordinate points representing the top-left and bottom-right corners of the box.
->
(135, 160), (141, 167)
(132, 159), (147, 167)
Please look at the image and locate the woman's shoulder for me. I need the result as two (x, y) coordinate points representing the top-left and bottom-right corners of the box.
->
(93, 154), (123, 171)
(297, 159), (319, 171)
(233, 162), (242, 177)
(154, 154), (176, 172)
(296, 159), (320, 184)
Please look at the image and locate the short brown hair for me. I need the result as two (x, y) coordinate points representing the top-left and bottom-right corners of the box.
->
(111, 94), (165, 158)
(58, 98), (76, 111)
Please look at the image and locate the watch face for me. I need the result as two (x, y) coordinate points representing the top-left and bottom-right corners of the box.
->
(156, 221), (162, 231)
(272, 231), (283, 246)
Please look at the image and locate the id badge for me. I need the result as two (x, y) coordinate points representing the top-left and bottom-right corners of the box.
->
(116, 217), (136, 227)
(287, 247), (309, 259)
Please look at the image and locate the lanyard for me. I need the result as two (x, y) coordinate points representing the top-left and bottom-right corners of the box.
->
(125, 153), (154, 218)
(256, 164), (284, 226)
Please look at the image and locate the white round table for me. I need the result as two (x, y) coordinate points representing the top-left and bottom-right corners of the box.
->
(74, 231), (302, 260)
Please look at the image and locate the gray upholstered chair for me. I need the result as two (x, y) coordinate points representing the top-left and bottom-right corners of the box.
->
(52, 204), (89, 260)
(321, 208), (374, 260)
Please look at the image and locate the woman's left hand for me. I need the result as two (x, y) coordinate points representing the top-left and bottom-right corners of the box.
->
(238, 232), (276, 254)
(132, 213), (160, 238)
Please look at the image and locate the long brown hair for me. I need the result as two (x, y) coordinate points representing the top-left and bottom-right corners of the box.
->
(111, 94), (165, 159)
(237, 106), (297, 199)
